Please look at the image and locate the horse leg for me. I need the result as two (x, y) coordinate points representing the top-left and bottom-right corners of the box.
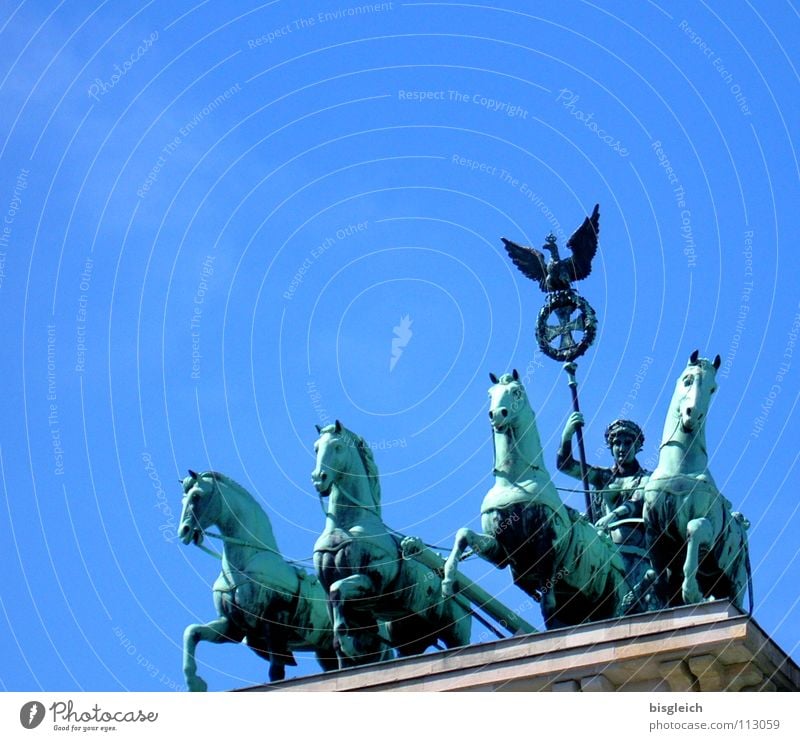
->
(683, 517), (713, 604)
(539, 588), (559, 628)
(328, 574), (376, 668)
(611, 567), (632, 618)
(623, 569), (661, 614)
(183, 616), (242, 692)
(442, 528), (502, 597)
(645, 507), (683, 607)
(244, 633), (280, 682)
(375, 622), (395, 662)
(315, 648), (340, 673)
(245, 628), (295, 683)
(434, 584), (473, 650)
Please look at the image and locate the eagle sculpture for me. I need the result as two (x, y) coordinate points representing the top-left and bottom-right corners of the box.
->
(501, 203), (600, 293)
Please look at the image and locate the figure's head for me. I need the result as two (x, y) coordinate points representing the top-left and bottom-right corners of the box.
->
(677, 350), (721, 432)
(604, 419), (644, 466)
(177, 470), (221, 545)
(487, 369), (529, 431)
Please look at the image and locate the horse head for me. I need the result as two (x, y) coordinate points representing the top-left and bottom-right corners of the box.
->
(312, 421), (381, 515)
(177, 470), (222, 546)
(676, 351), (721, 433)
(487, 369), (529, 432)
(311, 420), (347, 496)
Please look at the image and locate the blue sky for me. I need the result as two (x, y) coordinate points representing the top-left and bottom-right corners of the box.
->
(1, 0), (799, 691)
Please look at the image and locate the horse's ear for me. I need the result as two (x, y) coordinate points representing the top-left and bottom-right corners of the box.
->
(713, 354), (721, 370)
(315, 424), (321, 434)
(489, 372), (499, 383)
(512, 369), (520, 381)
(334, 419), (342, 433)
(187, 469), (198, 480)
(689, 350), (699, 365)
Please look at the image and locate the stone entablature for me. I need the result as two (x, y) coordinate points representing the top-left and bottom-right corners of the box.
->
(241, 602), (799, 692)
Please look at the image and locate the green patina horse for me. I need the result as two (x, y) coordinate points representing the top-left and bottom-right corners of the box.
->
(643, 352), (751, 610)
(443, 371), (629, 628)
(312, 421), (471, 667)
(178, 471), (337, 690)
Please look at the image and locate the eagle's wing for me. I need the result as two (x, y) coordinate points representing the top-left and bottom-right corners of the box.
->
(564, 203), (600, 282)
(501, 238), (547, 291)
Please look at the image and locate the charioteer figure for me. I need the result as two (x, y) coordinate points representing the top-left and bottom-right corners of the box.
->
(557, 414), (653, 608)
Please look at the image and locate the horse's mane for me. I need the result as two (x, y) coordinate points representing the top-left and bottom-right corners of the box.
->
(320, 425), (382, 515)
(356, 438), (382, 512)
(203, 471), (260, 508)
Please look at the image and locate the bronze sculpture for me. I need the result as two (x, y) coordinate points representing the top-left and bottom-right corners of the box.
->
(177, 471), (338, 690)
(558, 415), (655, 611)
(643, 352), (752, 610)
(442, 371), (629, 627)
(312, 421), (471, 667)
(502, 204), (599, 361)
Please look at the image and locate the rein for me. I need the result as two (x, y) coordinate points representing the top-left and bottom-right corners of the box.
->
(658, 415), (685, 451)
(491, 423), (541, 479)
(659, 405), (708, 457)
(193, 541), (222, 560)
(315, 445), (453, 554)
(317, 488), (453, 554)
(183, 473), (316, 566)
(190, 531), (315, 567)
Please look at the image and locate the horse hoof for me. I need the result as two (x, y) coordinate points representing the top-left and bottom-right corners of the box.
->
(187, 676), (208, 692)
(681, 588), (703, 605)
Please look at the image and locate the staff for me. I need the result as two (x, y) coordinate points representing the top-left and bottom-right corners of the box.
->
(563, 361), (595, 519)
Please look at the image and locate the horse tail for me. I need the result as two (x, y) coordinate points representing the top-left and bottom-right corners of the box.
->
(745, 541), (754, 616)
(731, 510), (753, 615)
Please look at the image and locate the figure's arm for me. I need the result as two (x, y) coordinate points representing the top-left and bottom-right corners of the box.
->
(596, 476), (646, 531)
(596, 498), (639, 530)
(556, 411), (606, 489)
